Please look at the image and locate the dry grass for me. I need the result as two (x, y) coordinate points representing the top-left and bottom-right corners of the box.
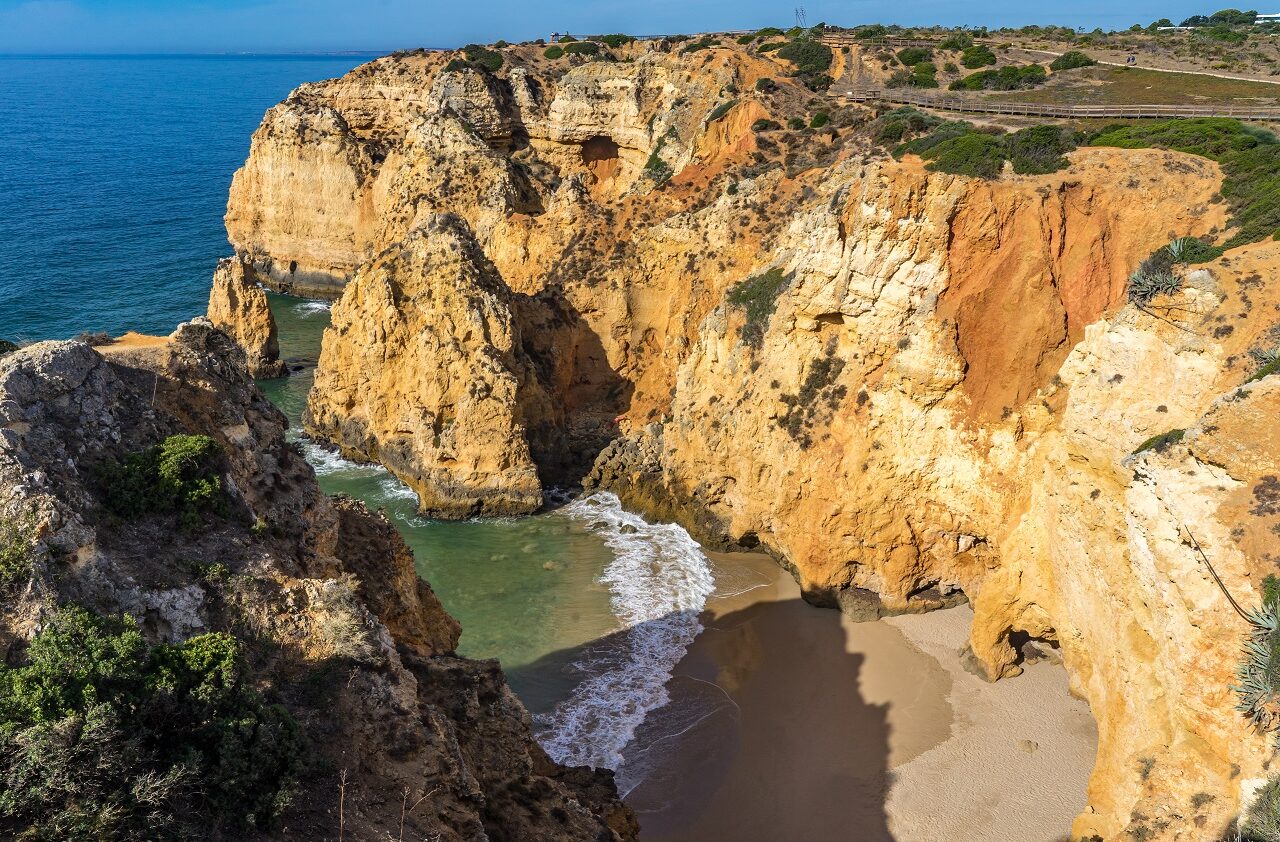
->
(990, 66), (1280, 106)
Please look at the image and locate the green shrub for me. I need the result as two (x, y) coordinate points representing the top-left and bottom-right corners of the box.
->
(599, 33), (635, 47)
(644, 138), (672, 183)
(778, 38), (833, 74)
(707, 99), (739, 123)
(1089, 119), (1280, 247)
(444, 58), (469, 73)
(1248, 349), (1280, 383)
(96, 434), (225, 530)
(738, 34), (755, 44)
(1050, 50), (1096, 71)
(755, 77), (777, 92)
(1202, 23), (1249, 42)
(462, 43), (503, 71)
(758, 41), (786, 53)
(727, 267), (791, 347)
(564, 40), (600, 56)
(1005, 125), (1080, 174)
(910, 61), (939, 87)
(896, 47), (933, 66)
(788, 116), (807, 130)
(777, 37), (834, 89)
(938, 33), (974, 50)
(916, 132), (1007, 178)
(544, 45), (564, 59)
(493, 39), (509, 48)
(754, 26), (785, 38)
(778, 339), (848, 448)
(1133, 428), (1186, 453)
(809, 112), (829, 128)
(751, 118), (782, 131)
(0, 606), (305, 837)
(950, 64), (1047, 90)
(870, 106), (940, 145)
(1127, 243), (1183, 303)
(0, 514), (37, 590)
(961, 44), (997, 68)
(944, 61), (959, 72)
(1166, 235), (1224, 264)
(856, 24), (889, 39)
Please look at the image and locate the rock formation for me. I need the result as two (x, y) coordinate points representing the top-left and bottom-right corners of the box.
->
(206, 255), (287, 378)
(0, 323), (636, 840)
(217, 35), (1280, 839)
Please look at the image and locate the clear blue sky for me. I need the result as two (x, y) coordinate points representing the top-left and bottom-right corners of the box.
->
(0, 0), (1245, 54)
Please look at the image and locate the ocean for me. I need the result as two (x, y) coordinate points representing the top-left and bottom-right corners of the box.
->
(0, 54), (719, 781)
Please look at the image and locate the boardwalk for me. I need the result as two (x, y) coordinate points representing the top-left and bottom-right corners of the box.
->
(838, 88), (1280, 121)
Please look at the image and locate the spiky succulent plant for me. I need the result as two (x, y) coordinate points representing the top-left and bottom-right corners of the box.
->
(1234, 577), (1280, 745)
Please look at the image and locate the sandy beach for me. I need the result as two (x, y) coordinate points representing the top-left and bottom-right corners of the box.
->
(624, 551), (1097, 841)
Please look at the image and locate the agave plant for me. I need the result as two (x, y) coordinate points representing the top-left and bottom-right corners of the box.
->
(1234, 593), (1280, 745)
(1128, 269), (1183, 304)
(1167, 236), (1197, 263)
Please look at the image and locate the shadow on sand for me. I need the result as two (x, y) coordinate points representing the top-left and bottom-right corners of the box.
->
(507, 596), (895, 841)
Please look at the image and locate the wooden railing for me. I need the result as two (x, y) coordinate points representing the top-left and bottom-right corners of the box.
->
(840, 88), (1280, 120)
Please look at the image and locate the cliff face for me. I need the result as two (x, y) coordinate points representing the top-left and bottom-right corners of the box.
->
(207, 255), (287, 378)
(219, 37), (1280, 840)
(0, 324), (635, 840)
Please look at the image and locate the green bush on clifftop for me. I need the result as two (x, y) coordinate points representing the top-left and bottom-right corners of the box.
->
(96, 434), (226, 530)
(1089, 118), (1280, 248)
(0, 606), (305, 838)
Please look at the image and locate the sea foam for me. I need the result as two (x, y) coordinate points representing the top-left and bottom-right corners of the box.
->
(537, 491), (715, 771)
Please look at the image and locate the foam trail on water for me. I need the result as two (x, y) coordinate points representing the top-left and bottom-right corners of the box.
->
(293, 438), (421, 507)
(293, 299), (332, 317)
(537, 491), (715, 771)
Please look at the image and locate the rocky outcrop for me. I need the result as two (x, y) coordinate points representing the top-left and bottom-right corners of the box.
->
(0, 323), (635, 841)
(206, 255), (286, 378)
(305, 216), (558, 518)
(221, 37), (1280, 840)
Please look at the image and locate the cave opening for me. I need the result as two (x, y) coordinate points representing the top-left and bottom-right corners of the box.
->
(580, 134), (621, 183)
(1007, 628), (1061, 667)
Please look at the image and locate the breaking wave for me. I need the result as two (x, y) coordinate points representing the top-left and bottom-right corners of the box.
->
(536, 492), (715, 771)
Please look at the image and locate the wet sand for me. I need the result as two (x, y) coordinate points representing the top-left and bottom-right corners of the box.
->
(625, 552), (1096, 841)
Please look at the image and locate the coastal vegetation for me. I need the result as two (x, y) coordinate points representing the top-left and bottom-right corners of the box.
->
(0, 606), (305, 838)
(1090, 118), (1280, 247)
(0, 514), (36, 591)
(893, 121), (1080, 178)
(777, 36), (834, 90)
(96, 434), (225, 530)
(1049, 50), (1096, 71)
(726, 267), (790, 347)
(950, 64), (1047, 90)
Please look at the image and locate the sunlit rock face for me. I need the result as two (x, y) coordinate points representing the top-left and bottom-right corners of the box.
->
(220, 36), (1280, 839)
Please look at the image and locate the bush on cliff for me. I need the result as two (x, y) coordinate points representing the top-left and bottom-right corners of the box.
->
(0, 605), (305, 838)
(461, 43), (504, 71)
(1089, 119), (1280, 247)
(950, 63), (1046, 91)
(938, 32), (974, 51)
(544, 45), (564, 59)
(727, 267), (791, 348)
(1005, 125), (1081, 174)
(1049, 50), (1096, 71)
(96, 434), (226, 530)
(869, 107), (940, 144)
(0, 514), (37, 591)
(896, 46), (933, 66)
(892, 120), (1081, 179)
(960, 44), (997, 68)
(777, 38), (834, 90)
(564, 40), (600, 56)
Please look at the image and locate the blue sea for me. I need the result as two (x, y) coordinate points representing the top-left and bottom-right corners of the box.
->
(0, 55), (372, 342)
(0, 55), (729, 787)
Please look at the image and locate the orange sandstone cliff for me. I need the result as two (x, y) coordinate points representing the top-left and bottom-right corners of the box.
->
(214, 36), (1280, 840)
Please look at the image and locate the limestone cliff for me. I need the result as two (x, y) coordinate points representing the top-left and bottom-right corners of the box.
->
(207, 255), (287, 378)
(218, 35), (1280, 840)
(0, 323), (635, 840)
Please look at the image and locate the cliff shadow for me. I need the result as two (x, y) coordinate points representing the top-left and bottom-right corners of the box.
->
(514, 287), (634, 489)
(505, 597), (895, 841)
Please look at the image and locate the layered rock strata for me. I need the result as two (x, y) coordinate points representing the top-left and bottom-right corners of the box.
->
(216, 36), (1280, 840)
